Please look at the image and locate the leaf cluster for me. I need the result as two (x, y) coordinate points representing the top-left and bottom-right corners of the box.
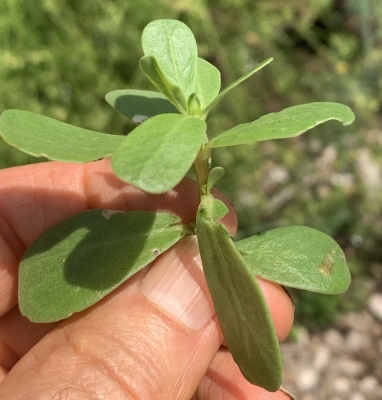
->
(0, 19), (355, 391)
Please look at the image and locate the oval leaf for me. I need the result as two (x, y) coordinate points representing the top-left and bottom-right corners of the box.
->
(196, 195), (282, 391)
(207, 102), (355, 149)
(139, 56), (188, 113)
(19, 210), (190, 322)
(235, 226), (351, 294)
(105, 89), (179, 124)
(195, 58), (221, 110)
(142, 19), (198, 99)
(112, 113), (206, 194)
(0, 110), (124, 162)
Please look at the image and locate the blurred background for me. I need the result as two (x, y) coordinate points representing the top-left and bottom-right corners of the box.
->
(1, 0), (381, 397)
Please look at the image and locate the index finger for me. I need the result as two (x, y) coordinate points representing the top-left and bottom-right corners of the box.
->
(0, 158), (237, 317)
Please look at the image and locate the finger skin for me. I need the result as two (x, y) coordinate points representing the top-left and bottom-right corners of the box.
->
(0, 239), (221, 399)
(0, 238), (293, 399)
(0, 307), (56, 370)
(194, 349), (292, 400)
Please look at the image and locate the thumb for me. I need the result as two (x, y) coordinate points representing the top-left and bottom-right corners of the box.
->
(0, 236), (222, 399)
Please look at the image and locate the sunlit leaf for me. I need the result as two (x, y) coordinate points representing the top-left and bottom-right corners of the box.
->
(235, 226), (351, 294)
(202, 58), (273, 117)
(196, 195), (282, 391)
(207, 102), (355, 149)
(141, 19), (198, 99)
(195, 58), (221, 110)
(105, 89), (179, 124)
(19, 210), (190, 322)
(140, 56), (188, 113)
(112, 114), (206, 194)
(0, 110), (124, 162)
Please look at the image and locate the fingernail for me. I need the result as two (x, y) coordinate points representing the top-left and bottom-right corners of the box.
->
(280, 386), (297, 400)
(140, 236), (214, 330)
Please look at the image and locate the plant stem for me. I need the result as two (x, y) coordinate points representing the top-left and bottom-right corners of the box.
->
(193, 149), (210, 199)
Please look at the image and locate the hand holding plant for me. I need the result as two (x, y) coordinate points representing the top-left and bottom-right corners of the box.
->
(0, 160), (293, 399)
(0, 19), (354, 392)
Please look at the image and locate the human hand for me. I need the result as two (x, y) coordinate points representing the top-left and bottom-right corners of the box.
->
(0, 159), (294, 399)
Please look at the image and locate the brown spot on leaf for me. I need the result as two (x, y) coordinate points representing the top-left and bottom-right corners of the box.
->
(319, 255), (334, 275)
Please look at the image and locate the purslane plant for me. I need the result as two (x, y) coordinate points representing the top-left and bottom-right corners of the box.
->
(0, 19), (354, 391)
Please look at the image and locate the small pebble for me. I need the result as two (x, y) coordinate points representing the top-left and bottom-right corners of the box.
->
(378, 339), (382, 355)
(345, 331), (369, 353)
(323, 329), (343, 353)
(368, 293), (382, 322)
(350, 394), (365, 400)
(314, 344), (331, 371)
(359, 375), (379, 393)
(333, 376), (351, 394)
(300, 394), (316, 400)
(295, 367), (319, 391)
(337, 358), (365, 377)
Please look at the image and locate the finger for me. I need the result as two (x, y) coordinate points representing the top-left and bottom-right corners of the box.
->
(0, 278), (293, 381)
(0, 236), (293, 399)
(0, 237), (220, 399)
(0, 366), (7, 383)
(0, 306), (57, 370)
(256, 278), (294, 343)
(194, 278), (294, 399)
(0, 159), (237, 317)
(194, 349), (293, 400)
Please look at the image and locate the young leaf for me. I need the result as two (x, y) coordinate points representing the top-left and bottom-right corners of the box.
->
(0, 110), (124, 162)
(206, 166), (225, 194)
(105, 89), (179, 124)
(207, 102), (355, 149)
(202, 58), (273, 117)
(141, 19), (198, 99)
(195, 58), (221, 110)
(235, 226), (351, 294)
(140, 56), (188, 113)
(187, 93), (203, 117)
(19, 210), (190, 323)
(196, 195), (282, 391)
(112, 114), (206, 194)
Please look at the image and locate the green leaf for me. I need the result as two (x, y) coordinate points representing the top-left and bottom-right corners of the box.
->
(0, 110), (124, 162)
(141, 19), (198, 100)
(235, 226), (351, 294)
(139, 56), (188, 113)
(195, 58), (221, 110)
(206, 167), (225, 194)
(207, 102), (355, 149)
(112, 113), (206, 194)
(187, 93), (203, 118)
(196, 195), (282, 391)
(202, 58), (273, 117)
(105, 89), (179, 124)
(19, 210), (189, 323)
(199, 195), (229, 221)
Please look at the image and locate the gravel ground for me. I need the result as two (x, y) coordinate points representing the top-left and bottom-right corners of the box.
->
(281, 293), (382, 399)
